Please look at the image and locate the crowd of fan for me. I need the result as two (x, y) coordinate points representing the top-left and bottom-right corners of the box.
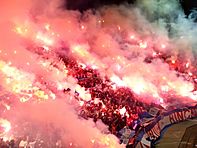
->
(61, 56), (164, 136)
(1, 52), (196, 147)
(0, 137), (63, 148)
(60, 54), (196, 138)
(0, 57), (161, 148)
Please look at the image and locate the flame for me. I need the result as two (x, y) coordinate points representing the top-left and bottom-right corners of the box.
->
(10, 21), (197, 107)
(161, 44), (166, 49)
(123, 76), (148, 94)
(15, 26), (28, 36)
(119, 107), (126, 116)
(36, 32), (54, 46)
(99, 135), (124, 148)
(0, 60), (54, 102)
(0, 61), (35, 93)
(45, 24), (50, 31)
(15, 23), (58, 49)
(139, 41), (147, 49)
(110, 74), (126, 87)
(71, 44), (90, 57)
(71, 44), (106, 68)
(0, 118), (11, 134)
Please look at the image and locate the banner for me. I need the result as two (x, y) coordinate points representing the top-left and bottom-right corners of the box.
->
(133, 105), (197, 147)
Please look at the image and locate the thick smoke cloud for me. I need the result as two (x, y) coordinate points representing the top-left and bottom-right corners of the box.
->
(0, 0), (196, 147)
(137, 0), (197, 53)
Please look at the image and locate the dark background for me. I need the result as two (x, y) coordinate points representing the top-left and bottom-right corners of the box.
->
(65, 0), (197, 16)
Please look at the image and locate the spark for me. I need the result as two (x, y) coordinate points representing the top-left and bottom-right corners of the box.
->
(186, 62), (190, 68)
(45, 24), (50, 31)
(152, 52), (157, 56)
(91, 139), (95, 143)
(171, 60), (176, 64)
(117, 25), (121, 30)
(139, 41), (147, 49)
(161, 44), (166, 48)
(81, 25), (85, 30)
(130, 35), (135, 39)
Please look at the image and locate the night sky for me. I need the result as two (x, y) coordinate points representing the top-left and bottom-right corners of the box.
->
(65, 0), (197, 16)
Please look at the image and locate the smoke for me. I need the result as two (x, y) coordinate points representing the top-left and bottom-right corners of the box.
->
(137, 0), (197, 53)
(3, 99), (121, 147)
(0, 0), (196, 147)
(0, 0), (123, 147)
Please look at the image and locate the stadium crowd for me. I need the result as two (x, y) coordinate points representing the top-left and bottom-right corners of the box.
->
(0, 52), (196, 147)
